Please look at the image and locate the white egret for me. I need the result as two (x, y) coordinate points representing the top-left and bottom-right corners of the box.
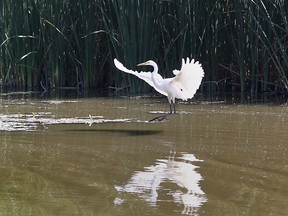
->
(114, 58), (204, 121)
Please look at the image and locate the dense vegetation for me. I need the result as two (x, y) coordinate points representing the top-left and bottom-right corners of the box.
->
(0, 0), (287, 94)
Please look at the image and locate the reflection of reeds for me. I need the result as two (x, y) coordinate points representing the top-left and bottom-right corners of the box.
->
(0, 1), (287, 94)
(0, 139), (99, 215)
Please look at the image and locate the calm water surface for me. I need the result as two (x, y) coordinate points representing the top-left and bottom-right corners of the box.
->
(0, 93), (288, 215)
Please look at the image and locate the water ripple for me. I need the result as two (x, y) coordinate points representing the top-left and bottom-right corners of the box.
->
(0, 112), (132, 131)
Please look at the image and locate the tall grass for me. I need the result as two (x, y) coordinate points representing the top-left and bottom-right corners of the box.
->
(0, 0), (287, 95)
(100, 0), (161, 92)
(0, 0), (107, 89)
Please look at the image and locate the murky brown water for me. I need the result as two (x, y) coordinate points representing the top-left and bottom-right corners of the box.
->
(1, 93), (288, 215)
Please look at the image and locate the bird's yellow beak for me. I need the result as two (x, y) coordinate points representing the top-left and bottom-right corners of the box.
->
(137, 61), (147, 66)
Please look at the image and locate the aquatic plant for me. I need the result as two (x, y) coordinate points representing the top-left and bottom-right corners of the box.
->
(0, 0), (107, 89)
(0, 0), (287, 94)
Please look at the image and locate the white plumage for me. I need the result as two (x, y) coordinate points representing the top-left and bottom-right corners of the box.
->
(114, 57), (204, 120)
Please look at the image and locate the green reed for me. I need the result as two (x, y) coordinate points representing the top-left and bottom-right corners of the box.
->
(0, 0), (106, 89)
(0, 0), (287, 94)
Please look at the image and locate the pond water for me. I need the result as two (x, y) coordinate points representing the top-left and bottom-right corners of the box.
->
(0, 92), (288, 215)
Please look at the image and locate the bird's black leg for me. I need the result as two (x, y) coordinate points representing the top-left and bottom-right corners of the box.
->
(169, 103), (173, 114)
(173, 102), (176, 114)
(149, 102), (176, 122)
(149, 112), (171, 122)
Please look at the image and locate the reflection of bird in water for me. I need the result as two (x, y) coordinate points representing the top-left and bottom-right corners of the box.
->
(165, 151), (206, 215)
(114, 58), (204, 121)
(114, 152), (206, 215)
(165, 151), (205, 194)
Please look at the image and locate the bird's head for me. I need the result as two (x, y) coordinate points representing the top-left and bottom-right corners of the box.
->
(137, 60), (156, 67)
(137, 60), (158, 73)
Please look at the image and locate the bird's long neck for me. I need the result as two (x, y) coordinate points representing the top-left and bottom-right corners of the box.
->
(150, 61), (164, 91)
(150, 61), (158, 74)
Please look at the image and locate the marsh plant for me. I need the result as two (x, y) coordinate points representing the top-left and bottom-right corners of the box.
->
(0, 0), (287, 94)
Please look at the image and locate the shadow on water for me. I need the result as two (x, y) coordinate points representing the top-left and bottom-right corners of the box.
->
(64, 129), (163, 136)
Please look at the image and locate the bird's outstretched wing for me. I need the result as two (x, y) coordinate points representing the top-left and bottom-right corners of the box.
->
(170, 58), (204, 100)
(114, 59), (168, 96)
